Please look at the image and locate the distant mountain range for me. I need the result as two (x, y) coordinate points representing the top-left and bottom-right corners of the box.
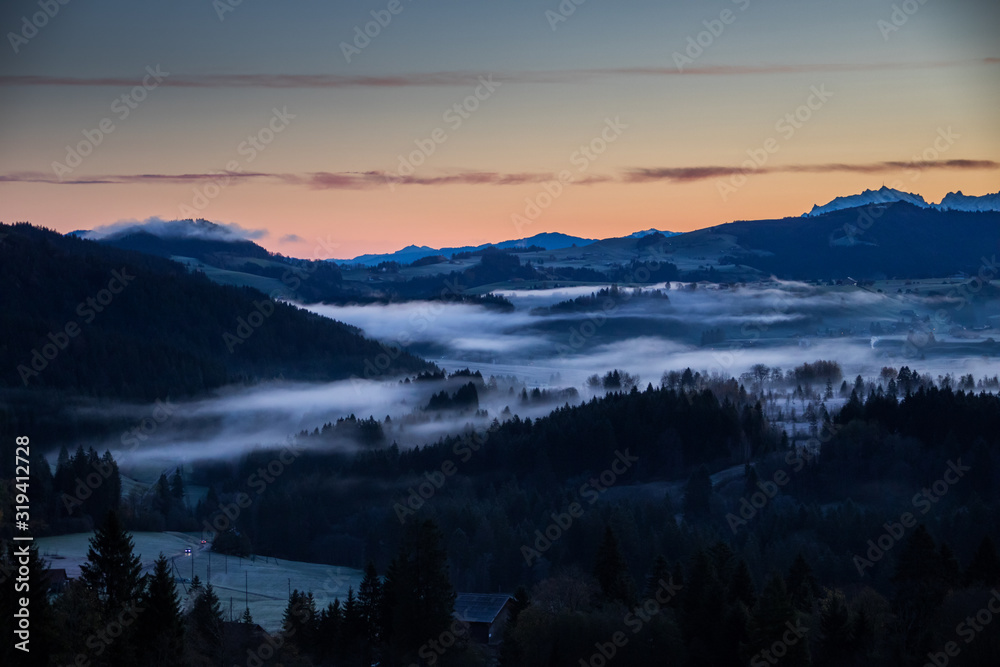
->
(625, 228), (681, 239)
(333, 232), (597, 266)
(64, 186), (1000, 286)
(332, 229), (680, 265)
(938, 190), (1000, 213)
(805, 187), (1000, 217)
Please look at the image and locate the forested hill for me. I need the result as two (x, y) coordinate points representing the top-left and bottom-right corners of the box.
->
(714, 202), (1000, 279)
(99, 227), (273, 263)
(0, 223), (434, 400)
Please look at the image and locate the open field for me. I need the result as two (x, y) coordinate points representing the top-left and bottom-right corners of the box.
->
(37, 532), (363, 631)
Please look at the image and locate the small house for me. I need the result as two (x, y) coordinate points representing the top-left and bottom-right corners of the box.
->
(454, 593), (514, 646)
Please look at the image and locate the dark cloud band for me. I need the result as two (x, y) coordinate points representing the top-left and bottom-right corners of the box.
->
(1, 59), (996, 89)
(2, 159), (996, 190)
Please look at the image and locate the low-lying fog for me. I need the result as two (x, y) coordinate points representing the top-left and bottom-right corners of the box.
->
(306, 281), (1000, 385)
(66, 281), (1000, 477)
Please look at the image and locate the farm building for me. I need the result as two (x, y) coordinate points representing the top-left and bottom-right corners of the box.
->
(454, 593), (514, 646)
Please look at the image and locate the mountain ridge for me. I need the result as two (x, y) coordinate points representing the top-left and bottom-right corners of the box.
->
(332, 231), (598, 266)
(1, 222), (433, 400)
(805, 186), (1000, 217)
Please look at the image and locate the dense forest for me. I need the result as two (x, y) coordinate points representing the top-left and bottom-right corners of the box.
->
(532, 285), (671, 315)
(0, 223), (434, 442)
(715, 202), (1000, 280)
(4, 370), (999, 665)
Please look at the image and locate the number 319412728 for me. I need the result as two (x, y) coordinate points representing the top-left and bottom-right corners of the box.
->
(15, 436), (30, 522)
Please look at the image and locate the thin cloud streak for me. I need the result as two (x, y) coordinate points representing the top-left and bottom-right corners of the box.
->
(0, 170), (274, 186)
(0, 170), (566, 188)
(2, 160), (996, 189)
(624, 160), (1000, 183)
(1, 59), (996, 88)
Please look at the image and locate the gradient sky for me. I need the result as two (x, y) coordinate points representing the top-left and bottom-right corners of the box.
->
(1, 0), (998, 258)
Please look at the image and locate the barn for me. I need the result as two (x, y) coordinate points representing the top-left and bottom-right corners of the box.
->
(454, 593), (514, 646)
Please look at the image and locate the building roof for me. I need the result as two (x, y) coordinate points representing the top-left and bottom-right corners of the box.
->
(454, 593), (512, 624)
(44, 568), (69, 585)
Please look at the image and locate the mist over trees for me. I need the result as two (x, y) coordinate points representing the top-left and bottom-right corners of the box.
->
(6, 369), (1000, 665)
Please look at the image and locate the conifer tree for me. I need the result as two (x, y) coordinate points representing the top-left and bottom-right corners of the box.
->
(748, 574), (810, 666)
(80, 510), (145, 615)
(498, 586), (530, 667)
(78, 510), (145, 666)
(169, 469), (185, 505)
(136, 554), (184, 666)
(730, 558), (757, 609)
(682, 464), (713, 520)
(594, 526), (635, 605)
(358, 560), (384, 660)
(317, 600), (341, 658)
(645, 555), (673, 601)
(282, 589), (317, 656)
(382, 519), (456, 662)
(188, 583), (224, 666)
(964, 536), (1000, 587)
(787, 553), (819, 612)
(340, 588), (363, 662)
(818, 588), (854, 666)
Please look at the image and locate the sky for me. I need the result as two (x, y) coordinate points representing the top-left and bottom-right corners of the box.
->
(0, 0), (998, 259)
